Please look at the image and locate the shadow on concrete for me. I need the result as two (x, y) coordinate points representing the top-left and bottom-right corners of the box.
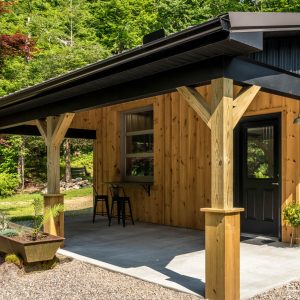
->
(64, 214), (205, 296)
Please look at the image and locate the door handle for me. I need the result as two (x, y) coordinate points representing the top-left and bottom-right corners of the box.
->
(272, 182), (279, 186)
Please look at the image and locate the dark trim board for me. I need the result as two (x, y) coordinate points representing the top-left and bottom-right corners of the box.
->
(0, 125), (96, 139)
(225, 57), (300, 100)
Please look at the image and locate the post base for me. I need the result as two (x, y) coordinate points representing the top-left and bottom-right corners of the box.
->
(200, 207), (244, 300)
(43, 194), (64, 239)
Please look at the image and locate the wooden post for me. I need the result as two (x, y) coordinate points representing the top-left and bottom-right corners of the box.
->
(36, 113), (74, 238)
(43, 194), (64, 237)
(200, 78), (241, 299)
(179, 80), (260, 299)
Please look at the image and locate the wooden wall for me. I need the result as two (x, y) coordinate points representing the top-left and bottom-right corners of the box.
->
(73, 85), (300, 239)
(91, 91), (211, 230)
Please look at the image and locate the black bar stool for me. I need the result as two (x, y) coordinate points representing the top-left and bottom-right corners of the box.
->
(92, 186), (111, 226)
(110, 186), (134, 227)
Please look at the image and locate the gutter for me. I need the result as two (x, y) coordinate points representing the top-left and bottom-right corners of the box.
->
(0, 15), (229, 109)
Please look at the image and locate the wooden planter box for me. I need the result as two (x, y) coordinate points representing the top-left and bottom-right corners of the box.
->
(0, 223), (64, 263)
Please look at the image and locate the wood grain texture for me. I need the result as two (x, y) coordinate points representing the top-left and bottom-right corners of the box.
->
(51, 113), (75, 146)
(177, 86), (211, 128)
(232, 85), (261, 128)
(45, 114), (75, 194)
(204, 210), (241, 300)
(43, 194), (64, 238)
(91, 87), (299, 237)
(210, 78), (234, 209)
(93, 95), (209, 229)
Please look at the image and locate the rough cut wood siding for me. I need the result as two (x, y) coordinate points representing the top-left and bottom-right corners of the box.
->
(91, 85), (300, 240)
(93, 88), (212, 230)
(70, 110), (99, 130)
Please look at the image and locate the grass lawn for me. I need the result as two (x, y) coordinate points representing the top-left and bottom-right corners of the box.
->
(0, 187), (93, 221)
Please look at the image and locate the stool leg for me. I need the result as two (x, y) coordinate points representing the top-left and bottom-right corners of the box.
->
(105, 198), (111, 226)
(111, 200), (114, 218)
(93, 199), (97, 223)
(117, 199), (121, 225)
(122, 199), (125, 228)
(128, 200), (134, 225)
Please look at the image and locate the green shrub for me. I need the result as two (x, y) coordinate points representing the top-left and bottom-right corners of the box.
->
(283, 203), (300, 228)
(0, 228), (20, 237)
(0, 173), (20, 197)
(71, 152), (93, 176)
(0, 212), (9, 230)
(5, 253), (22, 267)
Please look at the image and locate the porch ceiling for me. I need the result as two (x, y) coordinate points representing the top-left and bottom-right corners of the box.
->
(0, 12), (300, 129)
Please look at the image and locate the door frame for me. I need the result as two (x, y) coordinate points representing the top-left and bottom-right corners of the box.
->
(234, 113), (282, 239)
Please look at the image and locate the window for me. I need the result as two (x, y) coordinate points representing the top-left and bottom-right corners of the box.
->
(123, 107), (153, 181)
(247, 126), (274, 179)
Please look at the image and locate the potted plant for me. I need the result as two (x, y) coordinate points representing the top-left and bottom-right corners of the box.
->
(283, 202), (300, 247)
(0, 196), (64, 263)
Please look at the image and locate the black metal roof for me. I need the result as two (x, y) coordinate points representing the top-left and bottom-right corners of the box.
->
(0, 12), (300, 129)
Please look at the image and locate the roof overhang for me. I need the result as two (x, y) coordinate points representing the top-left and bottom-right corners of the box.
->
(0, 125), (96, 139)
(0, 12), (299, 130)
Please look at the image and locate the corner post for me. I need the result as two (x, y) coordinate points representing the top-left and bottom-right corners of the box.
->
(36, 113), (74, 238)
(201, 78), (243, 300)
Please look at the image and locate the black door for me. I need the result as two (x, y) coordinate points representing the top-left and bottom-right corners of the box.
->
(234, 115), (280, 237)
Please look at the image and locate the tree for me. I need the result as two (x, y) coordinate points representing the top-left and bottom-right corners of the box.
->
(0, 0), (109, 96)
(0, 1), (35, 68)
(90, 0), (157, 53)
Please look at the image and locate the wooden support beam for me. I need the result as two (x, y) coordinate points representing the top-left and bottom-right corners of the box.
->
(36, 113), (74, 238)
(51, 113), (75, 146)
(36, 119), (47, 142)
(210, 78), (234, 209)
(37, 114), (75, 194)
(201, 78), (243, 300)
(47, 143), (60, 194)
(232, 85), (261, 128)
(177, 86), (211, 128)
(44, 194), (64, 238)
(201, 208), (243, 300)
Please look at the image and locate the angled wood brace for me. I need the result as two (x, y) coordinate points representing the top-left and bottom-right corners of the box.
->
(177, 84), (261, 129)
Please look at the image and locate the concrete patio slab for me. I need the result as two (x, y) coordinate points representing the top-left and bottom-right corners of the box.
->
(60, 215), (300, 299)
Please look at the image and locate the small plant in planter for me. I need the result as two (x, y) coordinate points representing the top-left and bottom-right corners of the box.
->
(0, 196), (65, 263)
(283, 203), (300, 247)
(31, 196), (64, 241)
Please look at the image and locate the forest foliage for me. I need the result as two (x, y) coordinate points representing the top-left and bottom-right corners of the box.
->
(0, 0), (299, 195)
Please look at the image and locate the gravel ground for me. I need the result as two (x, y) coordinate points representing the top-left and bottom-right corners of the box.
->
(250, 280), (300, 299)
(0, 254), (201, 300)
(1, 253), (300, 300)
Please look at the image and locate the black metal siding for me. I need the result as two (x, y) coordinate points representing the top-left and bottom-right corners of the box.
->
(250, 37), (300, 75)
